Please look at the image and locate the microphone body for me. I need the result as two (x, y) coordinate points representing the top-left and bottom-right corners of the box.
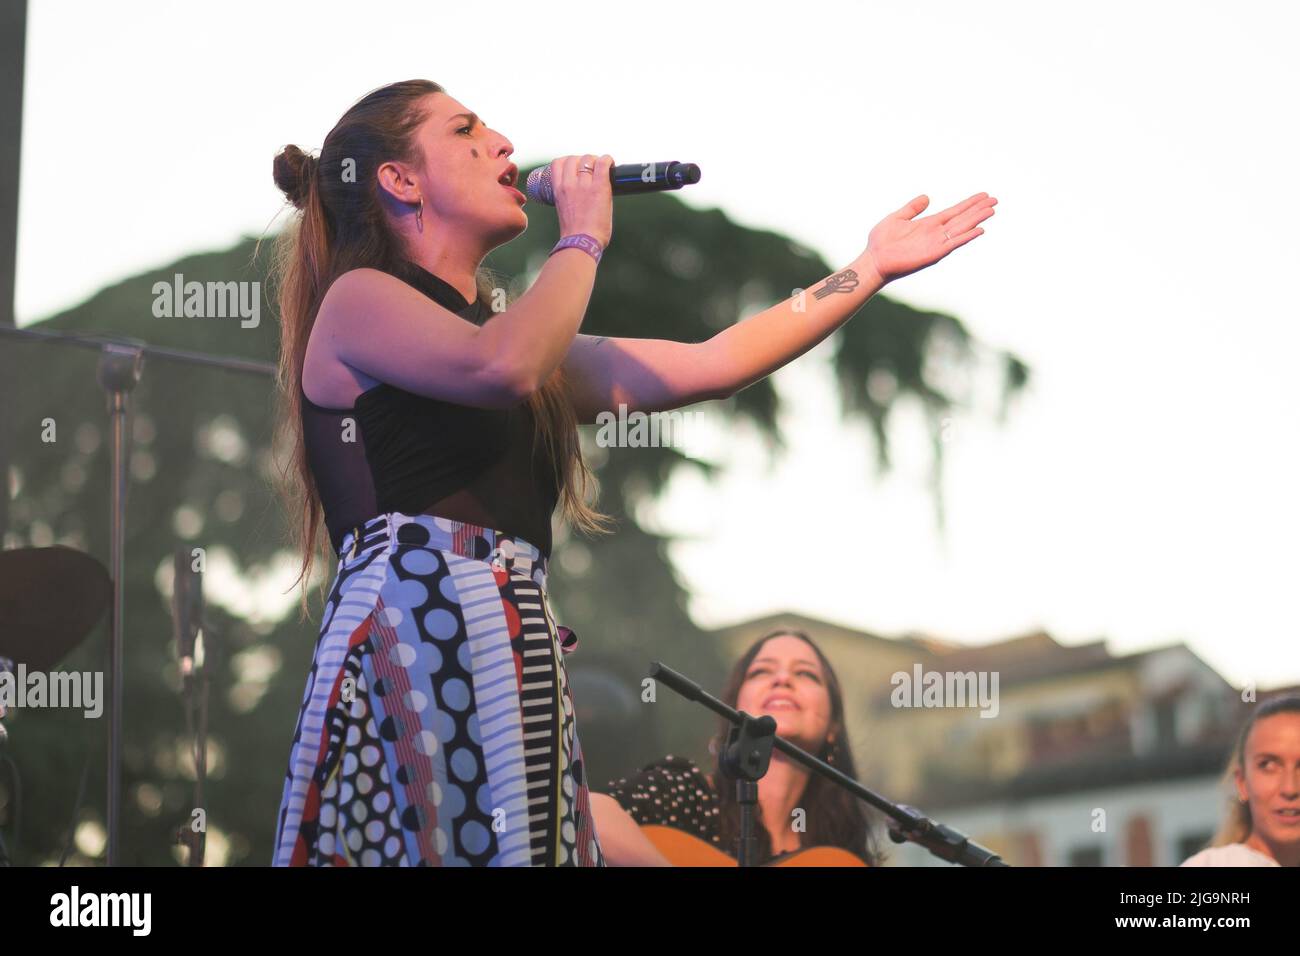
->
(525, 161), (701, 206)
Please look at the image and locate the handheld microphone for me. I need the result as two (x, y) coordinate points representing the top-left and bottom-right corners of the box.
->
(525, 160), (701, 206)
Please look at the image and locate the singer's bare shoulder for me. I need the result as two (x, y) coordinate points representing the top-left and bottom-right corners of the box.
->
(310, 268), (528, 410)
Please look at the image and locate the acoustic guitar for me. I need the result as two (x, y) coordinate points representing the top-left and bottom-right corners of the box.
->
(641, 824), (867, 867)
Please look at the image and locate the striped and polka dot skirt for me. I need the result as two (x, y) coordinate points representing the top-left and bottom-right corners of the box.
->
(272, 512), (605, 866)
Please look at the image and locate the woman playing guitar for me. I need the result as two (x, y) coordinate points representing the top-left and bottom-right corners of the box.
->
(592, 629), (885, 866)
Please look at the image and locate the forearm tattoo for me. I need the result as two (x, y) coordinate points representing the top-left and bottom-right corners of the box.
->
(812, 268), (860, 300)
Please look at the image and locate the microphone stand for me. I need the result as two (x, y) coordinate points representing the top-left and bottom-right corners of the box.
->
(173, 548), (211, 866)
(98, 340), (143, 869)
(649, 661), (1007, 867)
(175, 630), (210, 866)
(719, 708), (776, 868)
(0, 324), (275, 865)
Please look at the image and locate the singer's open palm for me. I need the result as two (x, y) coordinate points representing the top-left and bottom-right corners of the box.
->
(865, 192), (997, 284)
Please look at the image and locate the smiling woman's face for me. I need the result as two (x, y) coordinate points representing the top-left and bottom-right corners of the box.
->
(1237, 712), (1300, 850)
(401, 92), (527, 244)
(734, 635), (834, 752)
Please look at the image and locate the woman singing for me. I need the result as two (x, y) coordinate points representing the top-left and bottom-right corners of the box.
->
(267, 78), (995, 867)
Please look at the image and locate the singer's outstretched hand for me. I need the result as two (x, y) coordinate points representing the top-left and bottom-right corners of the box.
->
(863, 192), (997, 284)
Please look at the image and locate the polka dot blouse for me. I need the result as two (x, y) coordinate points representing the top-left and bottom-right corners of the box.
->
(604, 754), (725, 850)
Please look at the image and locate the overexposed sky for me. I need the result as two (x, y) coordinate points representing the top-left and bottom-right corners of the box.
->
(14, 0), (1300, 686)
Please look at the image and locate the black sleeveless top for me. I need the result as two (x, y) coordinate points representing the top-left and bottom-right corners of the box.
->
(301, 262), (561, 557)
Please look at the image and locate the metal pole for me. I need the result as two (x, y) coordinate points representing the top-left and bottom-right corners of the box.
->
(0, 0), (29, 543)
(98, 343), (143, 867)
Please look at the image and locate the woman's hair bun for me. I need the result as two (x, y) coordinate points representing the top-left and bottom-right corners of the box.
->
(273, 144), (318, 210)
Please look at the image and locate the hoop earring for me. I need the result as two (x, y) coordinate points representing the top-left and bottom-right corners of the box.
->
(415, 196), (424, 232)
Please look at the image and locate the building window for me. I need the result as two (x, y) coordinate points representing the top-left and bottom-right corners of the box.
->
(1153, 698), (1179, 746)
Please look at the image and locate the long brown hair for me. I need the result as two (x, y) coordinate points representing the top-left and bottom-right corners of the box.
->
(263, 79), (612, 617)
(1210, 693), (1300, 847)
(709, 628), (885, 865)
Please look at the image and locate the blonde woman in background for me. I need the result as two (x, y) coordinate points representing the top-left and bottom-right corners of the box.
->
(1182, 694), (1300, 866)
